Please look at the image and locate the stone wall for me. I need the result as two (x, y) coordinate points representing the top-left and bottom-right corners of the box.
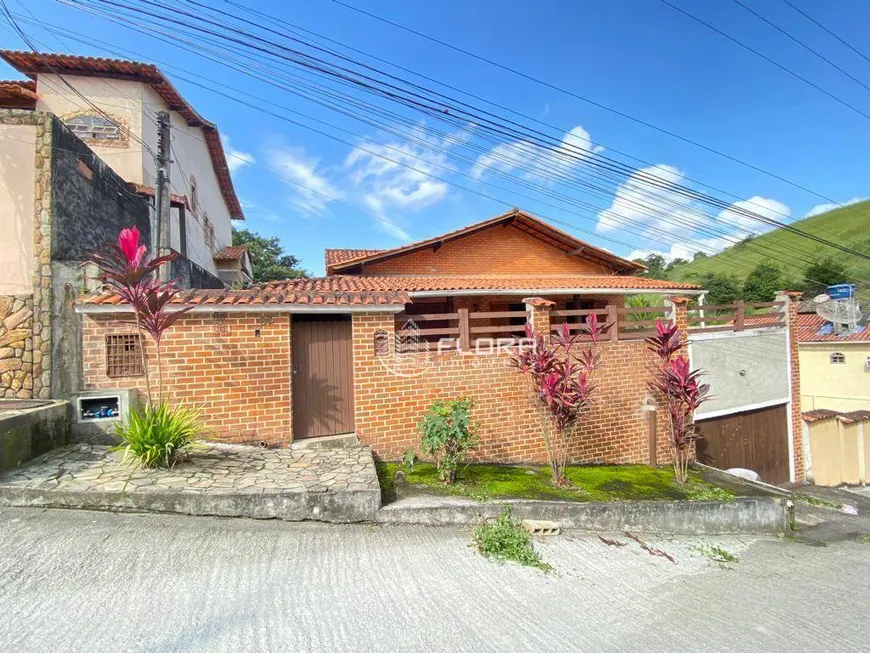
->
(0, 295), (34, 398)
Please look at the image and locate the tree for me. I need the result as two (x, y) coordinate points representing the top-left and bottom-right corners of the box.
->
(801, 257), (851, 297)
(666, 257), (689, 272)
(743, 263), (783, 302)
(697, 271), (742, 305)
(232, 228), (308, 282)
(634, 253), (668, 279)
(692, 251), (708, 261)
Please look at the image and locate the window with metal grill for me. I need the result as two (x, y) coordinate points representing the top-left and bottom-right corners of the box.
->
(65, 114), (121, 140)
(105, 334), (144, 377)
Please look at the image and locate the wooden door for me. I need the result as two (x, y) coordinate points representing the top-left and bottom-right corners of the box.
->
(291, 316), (355, 439)
(695, 404), (790, 484)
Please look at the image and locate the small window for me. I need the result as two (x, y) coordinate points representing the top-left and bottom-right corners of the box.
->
(190, 176), (199, 214)
(204, 214), (216, 251)
(106, 334), (144, 377)
(65, 114), (121, 140)
(830, 352), (846, 364)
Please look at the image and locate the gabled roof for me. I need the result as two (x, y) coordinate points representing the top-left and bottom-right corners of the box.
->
(0, 50), (244, 220)
(213, 245), (249, 262)
(328, 209), (647, 274)
(325, 249), (383, 273)
(795, 313), (870, 343)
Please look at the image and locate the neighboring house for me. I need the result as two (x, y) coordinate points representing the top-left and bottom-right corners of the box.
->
(0, 50), (245, 400)
(797, 313), (870, 412)
(213, 246), (253, 286)
(0, 50), (244, 286)
(75, 209), (806, 481)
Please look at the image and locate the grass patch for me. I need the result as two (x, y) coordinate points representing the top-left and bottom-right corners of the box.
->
(795, 494), (843, 510)
(473, 508), (551, 571)
(376, 462), (735, 503)
(691, 544), (739, 563)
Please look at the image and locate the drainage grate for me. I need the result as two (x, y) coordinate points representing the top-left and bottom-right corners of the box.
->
(522, 520), (561, 536)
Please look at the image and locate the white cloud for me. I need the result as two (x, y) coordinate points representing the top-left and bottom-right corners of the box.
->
(221, 135), (254, 173)
(597, 164), (792, 260)
(471, 124), (604, 182)
(345, 131), (454, 241)
(803, 196), (866, 218)
(267, 147), (342, 217)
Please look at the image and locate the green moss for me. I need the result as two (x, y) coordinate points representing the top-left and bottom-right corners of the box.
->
(795, 493), (843, 510)
(376, 461), (735, 503)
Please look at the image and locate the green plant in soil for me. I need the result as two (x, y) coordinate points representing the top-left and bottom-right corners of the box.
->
(377, 462), (734, 503)
(692, 544), (738, 563)
(115, 402), (201, 469)
(473, 508), (551, 571)
(794, 494), (843, 510)
(418, 397), (479, 484)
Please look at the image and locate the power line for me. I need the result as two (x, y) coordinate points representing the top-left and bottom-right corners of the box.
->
(779, 0), (870, 67)
(659, 0), (870, 121)
(730, 0), (870, 94)
(327, 0), (856, 206)
(42, 0), (870, 282)
(67, 0), (870, 262)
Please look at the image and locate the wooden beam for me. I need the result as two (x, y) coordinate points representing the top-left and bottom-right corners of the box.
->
(566, 247), (586, 257)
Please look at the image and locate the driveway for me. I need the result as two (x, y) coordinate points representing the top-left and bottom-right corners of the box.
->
(1, 507), (868, 652)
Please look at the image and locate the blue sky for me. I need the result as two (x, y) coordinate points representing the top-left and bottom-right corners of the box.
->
(3, 0), (869, 275)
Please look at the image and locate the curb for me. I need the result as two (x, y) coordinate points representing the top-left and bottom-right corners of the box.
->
(376, 496), (791, 535)
(0, 486), (381, 524)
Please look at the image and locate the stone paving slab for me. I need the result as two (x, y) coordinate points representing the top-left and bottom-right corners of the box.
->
(0, 442), (381, 523)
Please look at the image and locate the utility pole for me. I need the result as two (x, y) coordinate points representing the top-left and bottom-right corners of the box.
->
(154, 110), (172, 282)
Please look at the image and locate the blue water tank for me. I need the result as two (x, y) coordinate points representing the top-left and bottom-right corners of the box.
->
(826, 284), (855, 300)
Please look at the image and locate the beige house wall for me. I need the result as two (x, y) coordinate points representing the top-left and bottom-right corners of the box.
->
(0, 123), (36, 294)
(34, 74), (147, 184)
(799, 343), (870, 412)
(806, 417), (868, 487)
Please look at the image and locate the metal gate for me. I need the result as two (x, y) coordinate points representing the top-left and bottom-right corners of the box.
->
(695, 403), (790, 484)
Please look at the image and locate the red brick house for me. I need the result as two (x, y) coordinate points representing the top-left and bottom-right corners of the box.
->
(78, 209), (714, 464)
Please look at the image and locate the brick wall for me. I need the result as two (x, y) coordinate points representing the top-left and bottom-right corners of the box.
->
(361, 224), (611, 276)
(82, 312), (292, 446)
(352, 311), (668, 463)
(779, 292), (805, 481)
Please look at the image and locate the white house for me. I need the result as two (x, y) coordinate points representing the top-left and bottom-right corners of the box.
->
(0, 50), (244, 284)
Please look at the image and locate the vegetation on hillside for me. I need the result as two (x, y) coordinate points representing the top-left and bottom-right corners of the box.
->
(633, 201), (870, 303)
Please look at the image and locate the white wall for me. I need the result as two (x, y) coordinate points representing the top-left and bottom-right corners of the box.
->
(690, 329), (790, 418)
(0, 124), (36, 294)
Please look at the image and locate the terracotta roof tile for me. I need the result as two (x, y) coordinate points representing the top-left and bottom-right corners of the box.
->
(0, 79), (37, 105)
(796, 313), (870, 342)
(79, 274), (698, 310)
(325, 249), (383, 273)
(803, 409), (870, 424)
(213, 245), (248, 262)
(0, 50), (244, 220)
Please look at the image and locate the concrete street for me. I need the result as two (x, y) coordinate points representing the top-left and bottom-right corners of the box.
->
(1, 508), (867, 652)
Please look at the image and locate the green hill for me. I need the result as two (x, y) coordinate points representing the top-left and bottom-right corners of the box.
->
(668, 200), (870, 302)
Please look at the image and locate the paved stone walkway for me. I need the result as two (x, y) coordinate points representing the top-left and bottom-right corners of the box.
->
(0, 442), (380, 522)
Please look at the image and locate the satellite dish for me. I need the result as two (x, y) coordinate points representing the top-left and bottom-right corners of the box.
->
(815, 293), (862, 333)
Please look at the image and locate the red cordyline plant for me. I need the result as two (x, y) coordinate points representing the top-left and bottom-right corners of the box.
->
(646, 319), (710, 484)
(510, 315), (606, 486)
(91, 227), (190, 405)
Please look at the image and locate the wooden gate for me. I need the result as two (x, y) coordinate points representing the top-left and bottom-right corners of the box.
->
(291, 315), (354, 439)
(695, 403), (790, 484)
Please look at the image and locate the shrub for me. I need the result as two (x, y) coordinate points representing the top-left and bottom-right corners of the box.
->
(646, 320), (710, 484)
(116, 402), (201, 469)
(510, 317), (606, 486)
(418, 397), (479, 484)
(473, 508), (551, 571)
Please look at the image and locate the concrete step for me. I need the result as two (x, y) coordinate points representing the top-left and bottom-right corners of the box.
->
(290, 433), (359, 451)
